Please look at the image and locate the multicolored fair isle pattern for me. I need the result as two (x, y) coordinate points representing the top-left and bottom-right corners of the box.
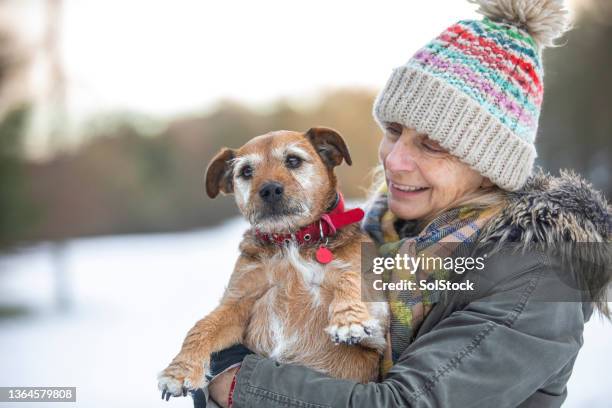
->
(408, 18), (543, 143)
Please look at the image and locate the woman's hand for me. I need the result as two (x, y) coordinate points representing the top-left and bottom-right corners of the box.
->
(208, 366), (239, 408)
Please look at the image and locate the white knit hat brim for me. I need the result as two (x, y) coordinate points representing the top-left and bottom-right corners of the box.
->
(373, 65), (536, 191)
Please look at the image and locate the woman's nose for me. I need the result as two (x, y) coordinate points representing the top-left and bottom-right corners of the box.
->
(385, 136), (418, 173)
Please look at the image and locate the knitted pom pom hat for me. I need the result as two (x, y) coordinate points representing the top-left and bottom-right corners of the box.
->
(373, 0), (570, 191)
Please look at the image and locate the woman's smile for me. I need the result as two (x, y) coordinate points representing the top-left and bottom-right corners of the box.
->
(388, 181), (429, 198)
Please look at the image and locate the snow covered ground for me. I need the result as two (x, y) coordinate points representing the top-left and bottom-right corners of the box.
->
(0, 218), (610, 407)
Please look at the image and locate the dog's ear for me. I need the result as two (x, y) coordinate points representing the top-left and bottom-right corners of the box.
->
(205, 148), (236, 198)
(305, 127), (352, 168)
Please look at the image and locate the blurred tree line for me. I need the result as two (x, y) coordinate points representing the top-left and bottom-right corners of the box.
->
(0, 25), (37, 247)
(538, 1), (611, 190)
(0, 4), (610, 249)
(0, 106), (36, 247)
(11, 90), (381, 245)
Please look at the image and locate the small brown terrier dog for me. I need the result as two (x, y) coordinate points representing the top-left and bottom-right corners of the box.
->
(158, 127), (388, 398)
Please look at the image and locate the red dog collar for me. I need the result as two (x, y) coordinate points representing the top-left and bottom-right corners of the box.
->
(255, 192), (364, 263)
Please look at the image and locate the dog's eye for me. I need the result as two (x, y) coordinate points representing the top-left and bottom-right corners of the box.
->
(285, 155), (302, 169)
(239, 165), (253, 179)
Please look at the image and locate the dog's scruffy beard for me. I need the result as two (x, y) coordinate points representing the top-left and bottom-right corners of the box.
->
(246, 198), (314, 234)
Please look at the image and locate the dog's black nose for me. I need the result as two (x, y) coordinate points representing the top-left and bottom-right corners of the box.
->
(259, 182), (284, 203)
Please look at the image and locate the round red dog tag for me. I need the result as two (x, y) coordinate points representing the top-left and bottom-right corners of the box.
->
(316, 246), (333, 264)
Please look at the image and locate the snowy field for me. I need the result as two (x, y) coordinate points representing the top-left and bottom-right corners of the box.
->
(0, 218), (610, 408)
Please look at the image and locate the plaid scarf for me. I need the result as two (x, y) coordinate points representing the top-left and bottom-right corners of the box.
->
(363, 185), (498, 376)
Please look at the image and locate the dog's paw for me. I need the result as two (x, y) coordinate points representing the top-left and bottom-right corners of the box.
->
(158, 374), (188, 401)
(157, 361), (206, 401)
(325, 319), (380, 345)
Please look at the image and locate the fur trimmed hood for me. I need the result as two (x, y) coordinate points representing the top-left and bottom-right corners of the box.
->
(480, 169), (609, 245)
(478, 168), (611, 315)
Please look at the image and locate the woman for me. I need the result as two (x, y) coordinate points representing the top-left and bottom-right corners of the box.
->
(205, 0), (610, 406)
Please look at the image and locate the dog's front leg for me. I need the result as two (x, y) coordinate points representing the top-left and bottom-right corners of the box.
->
(325, 268), (382, 348)
(158, 258), (267, 397)
(158, 299), (253, 397)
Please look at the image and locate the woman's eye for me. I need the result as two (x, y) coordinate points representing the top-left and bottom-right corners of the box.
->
(239, 165), (253, 179)
(385, 123), (403, 137)
(285, 155), (302, 169)
(422, 139), (447, 153)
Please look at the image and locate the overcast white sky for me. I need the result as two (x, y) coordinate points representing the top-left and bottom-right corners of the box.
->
(7, 0), (582, 156)
(55, 0), (481, 116)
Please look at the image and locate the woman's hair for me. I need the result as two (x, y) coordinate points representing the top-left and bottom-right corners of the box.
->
(367, 164), (508, 230)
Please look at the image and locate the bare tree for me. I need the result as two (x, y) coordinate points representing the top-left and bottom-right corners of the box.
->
(0, 4), (31, 119)
(44, 0), (67, 151)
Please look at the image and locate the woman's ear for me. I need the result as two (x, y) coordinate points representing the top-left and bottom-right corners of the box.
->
(205, 148), (236, 198)
(305, 127), (352, 168)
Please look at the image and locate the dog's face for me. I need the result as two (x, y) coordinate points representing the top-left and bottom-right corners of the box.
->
(205, 128), (352, 233)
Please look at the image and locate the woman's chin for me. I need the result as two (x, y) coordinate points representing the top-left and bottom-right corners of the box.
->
(388, 196), (430, 221)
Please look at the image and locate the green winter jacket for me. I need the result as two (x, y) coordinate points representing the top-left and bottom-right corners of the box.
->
(228, 171), (610, 408)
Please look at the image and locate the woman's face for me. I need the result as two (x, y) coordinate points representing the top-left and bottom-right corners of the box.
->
(379, 123), (489, 220)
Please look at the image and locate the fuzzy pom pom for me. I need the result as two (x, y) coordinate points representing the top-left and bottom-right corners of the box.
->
(469, 0), (570, 49)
